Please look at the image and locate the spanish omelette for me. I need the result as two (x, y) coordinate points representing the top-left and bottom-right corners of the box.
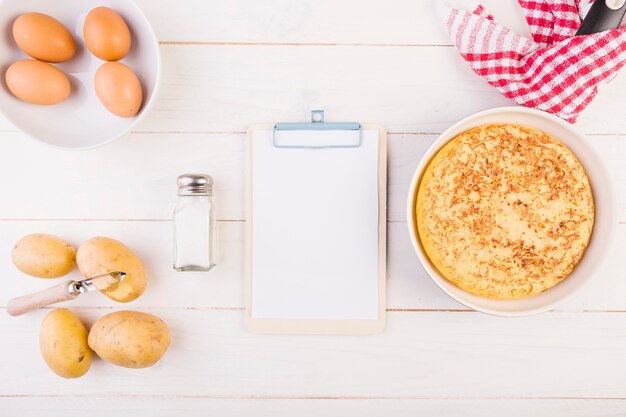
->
(416, 124), (594, 300)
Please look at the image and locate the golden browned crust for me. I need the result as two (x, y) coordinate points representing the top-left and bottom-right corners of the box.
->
(416, 124), (594, 299)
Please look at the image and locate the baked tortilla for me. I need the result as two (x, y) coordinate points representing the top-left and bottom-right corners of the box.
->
(416, 124), (594, 300)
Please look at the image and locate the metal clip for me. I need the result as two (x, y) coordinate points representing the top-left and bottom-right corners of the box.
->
(272, 110), (362, 149)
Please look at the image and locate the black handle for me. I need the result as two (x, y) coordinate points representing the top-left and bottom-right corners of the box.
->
(576, 0), (626, 35)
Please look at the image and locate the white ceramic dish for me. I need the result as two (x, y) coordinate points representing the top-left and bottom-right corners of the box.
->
(406, 107), (615, 316)
(0, 0), (160, 150)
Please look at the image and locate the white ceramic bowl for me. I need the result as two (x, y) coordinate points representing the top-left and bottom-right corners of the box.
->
(0, 0), (160, 150)
(406, 107), (615, 316)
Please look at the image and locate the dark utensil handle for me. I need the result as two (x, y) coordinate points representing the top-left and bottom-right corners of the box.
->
(576, 0), (626, 35)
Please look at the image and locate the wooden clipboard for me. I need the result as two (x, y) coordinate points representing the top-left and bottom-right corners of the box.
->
(245, 111), (387, 335)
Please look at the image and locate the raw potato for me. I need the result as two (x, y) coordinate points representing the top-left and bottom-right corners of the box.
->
(76, 237), (147, 302)
(40, 308), (92, 378)
(12, 234), (76, 278)
(88, 311), (170, 368)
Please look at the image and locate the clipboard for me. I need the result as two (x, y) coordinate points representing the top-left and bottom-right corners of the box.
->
(246, 111), (387, 335)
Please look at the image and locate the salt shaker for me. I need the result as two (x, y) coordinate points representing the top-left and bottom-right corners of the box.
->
(173, 174), (216, 271)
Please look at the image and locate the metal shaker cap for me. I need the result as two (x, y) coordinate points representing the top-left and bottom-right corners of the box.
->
(177, 174), (213, 196)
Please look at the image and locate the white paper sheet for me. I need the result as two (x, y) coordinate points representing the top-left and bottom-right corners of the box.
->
(251, 129), (380, 320)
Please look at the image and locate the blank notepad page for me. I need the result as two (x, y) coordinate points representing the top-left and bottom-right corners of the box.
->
(251, 129), (380, 320)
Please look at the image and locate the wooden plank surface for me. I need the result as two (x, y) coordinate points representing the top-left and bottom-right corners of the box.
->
(145, 42), (626, 135)
(1, 0), (626, 415)
(1, 133), (626, 223)
(2, 398), (625, 417)
(3, 310), (626, 399)
(102, 46), (626, 135)
(0, 220), (624, 311)
(134, 0), (530, 45)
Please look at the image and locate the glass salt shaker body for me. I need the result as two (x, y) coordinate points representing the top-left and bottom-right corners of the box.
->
(173, 174), (216, 271)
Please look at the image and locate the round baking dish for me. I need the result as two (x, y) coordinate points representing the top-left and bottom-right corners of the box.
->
(406, 107), (615, 316)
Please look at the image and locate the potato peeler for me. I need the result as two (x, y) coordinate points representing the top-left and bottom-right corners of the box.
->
(577, 0), (626, 35)
(7, 271), (126, 317)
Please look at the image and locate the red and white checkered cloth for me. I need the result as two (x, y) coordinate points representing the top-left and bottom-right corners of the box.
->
(438, 0), (626, 122)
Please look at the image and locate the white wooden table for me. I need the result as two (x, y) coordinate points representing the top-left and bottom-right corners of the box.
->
(2, 1), (626, 415)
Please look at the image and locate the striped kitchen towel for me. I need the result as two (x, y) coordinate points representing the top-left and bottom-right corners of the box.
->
(438, 0), (626, 122)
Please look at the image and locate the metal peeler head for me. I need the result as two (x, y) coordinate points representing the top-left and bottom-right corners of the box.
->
(71, 271), (127, 295)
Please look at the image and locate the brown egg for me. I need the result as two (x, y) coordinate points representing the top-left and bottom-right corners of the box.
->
(94, 62), (142, 117)
(12, 13), (76, 63)
(6, 60), (71, 105)
(84, 7), (131, 61)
